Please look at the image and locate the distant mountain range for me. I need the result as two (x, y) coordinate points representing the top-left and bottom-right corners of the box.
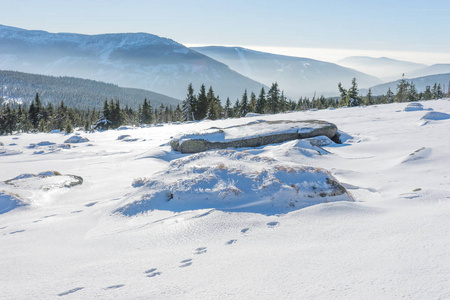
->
(1, 24), (449, 104)
(0, 70), (180, 110)
(404, 64), (450, 79)
(192, 46), (382, 98)
(361, 73), (450, 96)
(337, 56), (427, 80)
(0, 24), (264, 101)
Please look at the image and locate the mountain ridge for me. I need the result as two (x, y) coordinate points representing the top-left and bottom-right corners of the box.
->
(0, 69), (180, 110)
(0, 24), (265, 101)
(192, 46), (382, 98)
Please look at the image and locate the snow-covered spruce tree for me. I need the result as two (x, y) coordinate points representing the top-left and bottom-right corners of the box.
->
(267, 82), (280, 113)
(255, 87), (266, 114)
(140, 98), (153, 125)
(182, 83), (196, 121)
(345, 78), (361, 107)
(195, 84), (208, 120)
(385, 87), (394, 103)
(29, 92), (43, 129)
(224, 97), (232, 118)
(248, 92), (257, 113)
(240, 89), (248, 117)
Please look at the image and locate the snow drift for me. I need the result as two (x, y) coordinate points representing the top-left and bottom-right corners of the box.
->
(116, 150), (352, 216)
(0, 192), (26, 214)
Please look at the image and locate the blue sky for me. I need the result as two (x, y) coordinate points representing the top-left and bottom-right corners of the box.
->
(1, 0), (449, 64)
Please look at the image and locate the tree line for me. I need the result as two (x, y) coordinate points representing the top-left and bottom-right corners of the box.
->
(0, 79), (448, 135)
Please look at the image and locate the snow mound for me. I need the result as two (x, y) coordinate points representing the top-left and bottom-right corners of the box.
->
(421, 111), (450, 121)
(64, 135), (89, 143)
(116, 150), (352, 216)
(402, 147), (431, 163)
(5, 171), (83, 191)
(404, 102), (424, 111)
(0, 149), (22, 156)
(117, 135), (131, 140)
(0, 192), (26, 214)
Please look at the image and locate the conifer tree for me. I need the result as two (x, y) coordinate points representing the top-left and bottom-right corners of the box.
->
(195, 84), (208, 120)
(338, 82), (347, 106)
(345, 78), (360, 107)
(395, 74), (409, 103)
(386, 87), (394, 103)
(182, 83), (196, 121)
(240, 90), (249, 117)
(248, 92), (257, 113)
(140, 98), (153, 124)
(255, 87), (266, 114)
(365, 88), (374, 105)
(29, 92), (43, 129)
(224, 97), (233, 118)
(267, 83), (280, 113)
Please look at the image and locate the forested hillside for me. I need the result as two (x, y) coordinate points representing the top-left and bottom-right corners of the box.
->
(0, 70), (180, 110)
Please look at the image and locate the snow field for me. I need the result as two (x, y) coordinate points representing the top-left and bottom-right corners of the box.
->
(0, 99), (449, 299)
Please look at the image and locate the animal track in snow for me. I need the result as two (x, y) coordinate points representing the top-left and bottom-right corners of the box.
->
(104, 284), (125, 290)
(179, 262), (193, 268)
(85, 202), (97, 207)
(179, 258), (193, 268)
(267, 221), (279, 228)
(194, 247), (207, 255)
(43, 214), (57, 218)
(145, 268), (162, 277)
(71, 210), (83, 214)
(225, 239), (237, 245)
(241, 228), (250, 234)
(57, 287), (84, 296)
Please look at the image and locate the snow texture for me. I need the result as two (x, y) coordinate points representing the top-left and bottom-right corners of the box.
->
(0, 99), (449, 299)
(116, 150), (351, 216)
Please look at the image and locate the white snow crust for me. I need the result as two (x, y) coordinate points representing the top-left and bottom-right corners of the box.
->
(1, 99), (450, 299)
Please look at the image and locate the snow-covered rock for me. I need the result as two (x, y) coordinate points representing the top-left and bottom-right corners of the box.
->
(421, 111), (450, 120)
(116, 150), (352, 216)
(171, 120), (339, 153)
(404, 102), (424, 111)
(64, 135), (89, 143)
(5, 171), (83, 191)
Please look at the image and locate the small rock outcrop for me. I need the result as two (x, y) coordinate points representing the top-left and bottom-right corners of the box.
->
(171, 120), (340, 153)
(64, 135), (89, 143)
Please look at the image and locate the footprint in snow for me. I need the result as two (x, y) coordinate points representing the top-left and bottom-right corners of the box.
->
(225, 239), (237, 245)
(180, 263), (192, 268)
(145, 268), (162, 278)
(194, 247), (207, 255)
(267, 221), (279, 228)
(85, 202), (97, 207)
(43, 214), (57, 218)
(57, 287), (84, 296)
(104, 284), (125, 290)
(241, 228), (250, 234)
(179, 260), (193, 268)
(32, 220), (42, 223)
(71, 210), (83, 214)
(9, 230), (25, 234)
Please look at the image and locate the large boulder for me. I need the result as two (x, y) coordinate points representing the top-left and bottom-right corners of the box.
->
(171, 120), (339, 153)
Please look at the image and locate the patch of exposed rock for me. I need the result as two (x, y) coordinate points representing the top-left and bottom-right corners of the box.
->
(171, 120), (340, 153)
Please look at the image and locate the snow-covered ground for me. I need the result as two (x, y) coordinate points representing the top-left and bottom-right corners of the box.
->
(1, 100), (449, 299)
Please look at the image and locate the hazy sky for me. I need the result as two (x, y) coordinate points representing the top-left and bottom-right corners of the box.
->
(1, 0), (449, 64)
